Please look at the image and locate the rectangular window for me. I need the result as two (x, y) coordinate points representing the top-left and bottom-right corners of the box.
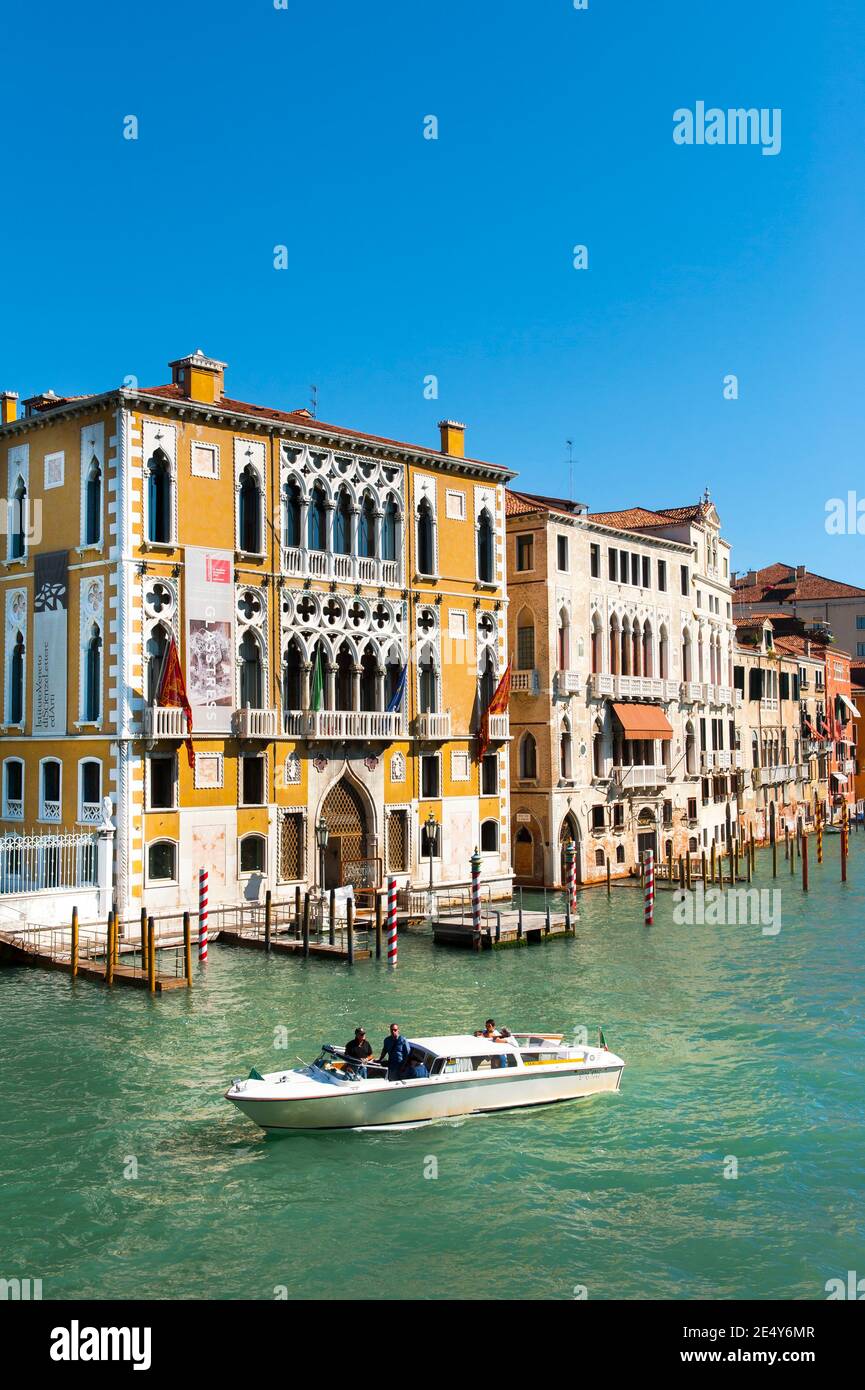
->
(386, 810), (408, 871)
(641, 555), (650, 588)
(590, 805), (605, 830)
(279, 812), (304, 880)
(687, 797), (697, 821)
(515, 535), (533, 571)
(779, 672), (790, 700)
(858, 643), (865, 658)
(608, 549), (618, 582)
(590, 543), (600, 578)
(856, 616), (865, 630)
(421, 754), (440, 798)
(516, 624), (535, 670)
(149, 755), (175, 809)
(241, 755), (265, 805)
(612, 803), (624, 828)
(680, 564), (689, 596)
(481, 753), (498, 796)
(557, 536), (569, 571)
(663, 799), (673, 828)
(657, 559), (667, 591)
(631, 554), (640, 586)
(621, 550), (630, 583)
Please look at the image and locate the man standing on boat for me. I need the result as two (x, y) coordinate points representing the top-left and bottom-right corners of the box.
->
(378, 1023), (412, 1081)
(344, 1027), (373, 1078)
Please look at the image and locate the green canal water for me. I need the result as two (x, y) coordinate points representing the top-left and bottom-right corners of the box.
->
(1, 836), (863, 1301)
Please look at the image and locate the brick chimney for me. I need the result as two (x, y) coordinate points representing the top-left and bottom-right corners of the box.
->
(0, 391), (18, 425)
(169, 349), (227, 404)
(795, 564), (807, 579)
(438, 419), (465, 458)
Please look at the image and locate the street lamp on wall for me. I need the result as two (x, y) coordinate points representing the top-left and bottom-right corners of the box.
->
(316, 815), (329, 895)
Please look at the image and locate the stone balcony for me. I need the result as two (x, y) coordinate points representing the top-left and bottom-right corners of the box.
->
(143, 705), (189, 739)
(487, 713), (510, 742)
(511, 670), (540, 696)
(613, 764), (668, 790)
(590, 673), (678, 702)
(753, 765), (797, 787)
(414, 712), (452, 741)
(555, 669), (582, 696)
(233, 707), (279, 740)
(701, 750), (734, 772)
(307, 710), (407, 741)
(281, 545), (399, 589)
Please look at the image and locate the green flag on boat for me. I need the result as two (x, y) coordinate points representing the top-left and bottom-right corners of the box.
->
(598, 1028), (607, 1051)
(249, 1067), (264, 1081)
(310, 647), (324, 712)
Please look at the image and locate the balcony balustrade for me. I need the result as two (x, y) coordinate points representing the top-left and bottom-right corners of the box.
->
(512, 670), (540, 696)
(556, 669), (582, 696)
(280, 546), (401, 589)
(233, 707), (279, 740)
(487, 713), (510, 742)
(79, 801), (103, 824)
(415, 712), (452, 741)
(144, 705), (189, 739)
(680, 681), (703, 703)
(307, 710), (407, 741)
(590, 672), (677, 701)
(613, 764), (668, 790)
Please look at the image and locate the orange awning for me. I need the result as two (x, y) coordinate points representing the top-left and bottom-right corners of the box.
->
(611, 702), (673, 740)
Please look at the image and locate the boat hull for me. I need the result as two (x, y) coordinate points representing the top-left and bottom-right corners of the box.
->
(227, 1063), (623, 1132)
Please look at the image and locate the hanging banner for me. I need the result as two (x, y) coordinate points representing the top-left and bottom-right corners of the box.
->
(184, 547), (235, 734)
(33, 550), (69, 734)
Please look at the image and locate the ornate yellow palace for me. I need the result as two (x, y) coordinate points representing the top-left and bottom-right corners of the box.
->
(0, 352), (514, 919)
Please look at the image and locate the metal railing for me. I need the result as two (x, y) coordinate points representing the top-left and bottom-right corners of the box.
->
(0, 830), (98, 897)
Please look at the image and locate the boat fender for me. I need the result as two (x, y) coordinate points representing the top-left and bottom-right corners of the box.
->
(587, 1052), (595, 1063)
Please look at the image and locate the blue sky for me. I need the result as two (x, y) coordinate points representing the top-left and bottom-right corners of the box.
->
(2, 0), (863, 580)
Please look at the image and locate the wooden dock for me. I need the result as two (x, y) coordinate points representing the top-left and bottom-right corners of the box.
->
(432, 908), (575, 951)
(0, 923), (188, 991)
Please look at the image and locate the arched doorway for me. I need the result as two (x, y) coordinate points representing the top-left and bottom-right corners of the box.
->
(320, 778), (369, 889)
(558, 813), (582, 886)
(514, 825), (534, 880)
(637, 808), (657, 863)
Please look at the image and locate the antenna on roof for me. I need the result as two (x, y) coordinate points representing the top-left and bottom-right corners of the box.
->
(310, 385), (318, 420)
(566, 439), (574, 500)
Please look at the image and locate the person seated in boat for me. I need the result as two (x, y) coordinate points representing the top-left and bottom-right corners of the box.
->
(344, 1027), (373, 1078)
(475, 1018), (512, 1041)
(378, 1023), (412, 1081)
(401, 1050), (430, 1081)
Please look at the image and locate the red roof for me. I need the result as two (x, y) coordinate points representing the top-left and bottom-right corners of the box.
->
(733, 562), (865, 603)
(505, 488), (583, 518)
(586, 501), (710, 532)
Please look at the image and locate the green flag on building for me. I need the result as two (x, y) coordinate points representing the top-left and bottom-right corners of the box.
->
(310, 647), (324, 712)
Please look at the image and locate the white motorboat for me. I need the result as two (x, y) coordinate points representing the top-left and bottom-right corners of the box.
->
(225, 1031), (625, 1132)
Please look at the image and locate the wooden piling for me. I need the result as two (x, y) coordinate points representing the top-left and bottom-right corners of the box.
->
(294, 885), (302, 938)
(328, 888), (336, 946)
(750, 828), (756, 872)
(746, 845), (752, 883)
(790, 832), (795, 876)
(106, 912), (115, 986)
(678, 854), (684, 888)
(544, 899), (551, 935)
(346, 897), (355, 966)
(701, 849), (708, 885)
(71, 906), (79, 979)
(802, 830), (809, 892)
(728, 846), (735, 886)
(147, 915), (156, 993)
(685, 853), (692, 890)
(772, 829), (778, 878)
(816, 803), (823, 865)
(785, 828), (790, 860)
(264, 889), (272, 954)
(667, 839), (674, 884)
(606, 856), (611, 895)
(302, 892), (310, 957)
(375, 892), (383, 959)
(140, 907), (148, 973)
(710, 841), (716, 883)
(183, 910), (192, 986)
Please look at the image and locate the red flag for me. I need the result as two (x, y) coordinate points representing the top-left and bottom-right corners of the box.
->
(477, 661), (512, 763)
(157, 636), (195, 768)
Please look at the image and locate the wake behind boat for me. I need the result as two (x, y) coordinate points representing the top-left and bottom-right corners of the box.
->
(225, 1030), (625, 1132)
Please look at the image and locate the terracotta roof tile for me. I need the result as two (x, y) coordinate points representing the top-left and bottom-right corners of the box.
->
(733, 562), (865, 602)
(586, 501), (708, 532)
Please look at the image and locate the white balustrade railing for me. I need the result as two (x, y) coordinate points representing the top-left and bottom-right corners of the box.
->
(511, 670), (539, 695)
(613, 764), (667, 789)
(487, 713), (510, 741)
(307, 710), (406, 740)
(415, 712), (452, 740)
(233, 708), (279, 740)
(556, 670), (582, 695)
(144, 705), (189, 739)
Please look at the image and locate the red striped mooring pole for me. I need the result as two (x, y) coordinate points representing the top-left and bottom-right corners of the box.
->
(644, 849), (654, 926)
(387, 874), (398, 968)
(566, 839), (577, 914)
(198, 867), (208, 961)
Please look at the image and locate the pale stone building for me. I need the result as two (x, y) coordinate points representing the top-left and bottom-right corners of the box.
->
(506, 489), (739, 886)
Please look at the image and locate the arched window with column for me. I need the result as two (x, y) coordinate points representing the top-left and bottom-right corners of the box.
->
(359, 493), (377, 559)
(283, 479), (302, 549)
(417, 497), (435, 576)
(335, 641), (354, 710)
(479, 647), (496, 714)
(685, 720), (697, 775)
(238, 464), (263, 554)
(10, 477), (27, 560)
(642, 621), (653, 678)
(282, 638), (303, 711)
(146, 449), (172, 544)
(146, 623), (169, 704)
(419, 647), (438, 714)
(560, 716), (573, 779)
(621, 617), (631, 676)
(557, 607), (570, 670)
(659, 624), (669, 679)
(382, 495), (399, 563)
(682, 629), (692, 682)
(360, 644), (378, 711)
(83, 623), (102, 722)
(308, 485), (327, 551)
(84, 457), (102, 546)
(631, 619), (642, 677)
(592, 717), (605, 778)
(7, 629), (25, 724)
(334, 488), (353, 555)
(239, 631), (264, 709)
(591, 613), (602, 674)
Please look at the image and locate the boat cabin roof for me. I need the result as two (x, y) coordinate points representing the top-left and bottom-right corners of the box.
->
(410, 1035), (516, 1058)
